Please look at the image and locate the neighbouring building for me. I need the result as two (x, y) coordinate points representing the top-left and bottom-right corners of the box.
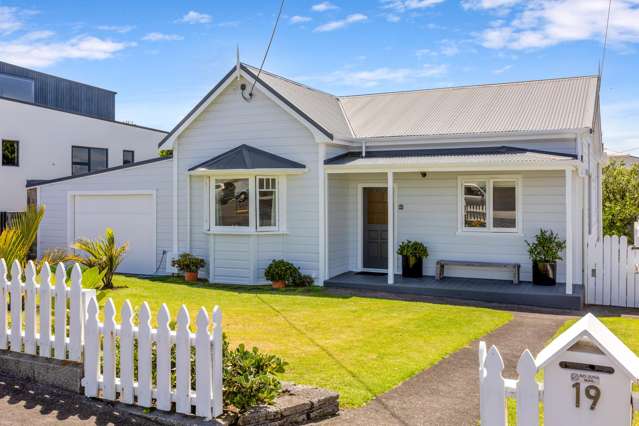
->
(31, 63), (605, 309)
(0, 60), (167, 212)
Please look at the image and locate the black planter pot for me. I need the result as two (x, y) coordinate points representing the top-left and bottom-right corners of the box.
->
(532, 261), (557, 285)
(402, 256), (423, 278)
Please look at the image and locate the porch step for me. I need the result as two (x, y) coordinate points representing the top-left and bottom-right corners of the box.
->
(324, 273), (583, 310)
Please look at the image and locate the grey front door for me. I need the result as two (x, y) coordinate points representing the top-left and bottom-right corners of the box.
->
(362, 187), (388, 270)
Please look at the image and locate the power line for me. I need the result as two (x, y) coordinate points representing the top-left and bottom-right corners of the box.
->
(248, 0), (286, 98)
(599, 0), (613, 79)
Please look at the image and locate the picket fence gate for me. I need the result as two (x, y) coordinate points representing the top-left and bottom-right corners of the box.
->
(586, 234), (639, 307)
(0, 258), (223, 420)
(479, 342), (541, 426)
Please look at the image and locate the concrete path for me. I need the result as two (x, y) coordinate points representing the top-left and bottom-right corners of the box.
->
(320, 311), (570, 426)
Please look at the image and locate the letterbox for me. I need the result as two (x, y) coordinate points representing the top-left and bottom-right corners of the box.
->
(536, 314), (639, 426)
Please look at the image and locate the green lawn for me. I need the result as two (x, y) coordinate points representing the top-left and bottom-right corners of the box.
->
(101, 275), (512, 407)
(506, 315), (639, 425)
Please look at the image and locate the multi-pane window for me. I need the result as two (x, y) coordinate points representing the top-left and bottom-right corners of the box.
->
(2, 140), (19, 166)
(211, 176), (280, 231)
(0, 73), (34, 103)
(72, 146), (108, 175)
(215, 178), (250, 227)
(257, 177), (277, 230)
(461, 177), (519, 233)
(123, 150), (134, 165)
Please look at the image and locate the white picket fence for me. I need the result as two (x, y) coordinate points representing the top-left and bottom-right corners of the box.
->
(587, 234), (639, 307)
(0, 259), (93, 360)
(479, 342), (541, 426)
(0, 258), (224, 419)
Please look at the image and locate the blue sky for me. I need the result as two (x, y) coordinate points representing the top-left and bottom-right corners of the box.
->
(1, 0), (638, 151)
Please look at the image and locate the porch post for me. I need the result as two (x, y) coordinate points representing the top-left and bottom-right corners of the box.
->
(318, 144), (327, 284)
(565, 168), (573, 295)
(387, 171), (395, 285)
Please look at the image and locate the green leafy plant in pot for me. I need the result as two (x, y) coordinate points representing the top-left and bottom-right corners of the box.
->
(171, 253), (206, 282)
(397, 240), (428, 278)
(264, 259), (300, 289)
(526, 229), (566, 285)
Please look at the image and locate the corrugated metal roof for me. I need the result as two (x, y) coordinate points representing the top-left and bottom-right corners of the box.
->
(324, 146), (576, 167)
(241, 64), (598, 140)
(189, 144), (306, 171)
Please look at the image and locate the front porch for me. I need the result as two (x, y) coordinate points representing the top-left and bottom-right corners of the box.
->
(324, 272), (584, 310)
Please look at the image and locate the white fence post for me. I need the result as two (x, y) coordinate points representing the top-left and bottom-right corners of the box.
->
(195, 307), (212, 418)
(10, 260), (22, 352)
(212, 306), (223, 418)
(481, 345), (507, 426)
(516, 350), (539, 426)
(54, 263), (67, 359)
(39, 263), (52, 357)
(24, 261), (37, 355)
(84, 297), (99, 398)
(137, 302), (153, 408)
(102, 298), (117, 400)
(120, 300), (135, 404)
(69, 264), (83, 361)
(176, 305), (192, 415)
(156, 303), (172, 411)
(0, 260), (7, 350)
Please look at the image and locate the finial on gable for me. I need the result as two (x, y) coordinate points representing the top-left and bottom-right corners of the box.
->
(236, 45), (241, 81)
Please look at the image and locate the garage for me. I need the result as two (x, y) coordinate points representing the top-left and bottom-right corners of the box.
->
(70, 192), (156, 275)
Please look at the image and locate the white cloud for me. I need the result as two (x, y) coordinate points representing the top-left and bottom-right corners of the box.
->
(142, 32), (184, 41)
(416, 39), (461, 57)
(312, 2), (338, 12)
(298, 64), (448, 88)
(493, 64), (512, 74)
(461, 0), (521, 10)
(478, 0), (639, 50)
(0, 34), (134, 67)
(97, 25), (135, 34)
(0, 6), (22, 35)
(290, 15), (312, 24)
(314, 13), (368, 32)
(386, 14), (401, 22)
(382, 0), (445, 13)
(179, 11), (212, 24)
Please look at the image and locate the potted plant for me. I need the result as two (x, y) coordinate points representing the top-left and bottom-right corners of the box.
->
(397, 240), (428, 278)
(526, 229), (566, 286)
(171, 253), (206, 282)
(264, 259), (300, 289)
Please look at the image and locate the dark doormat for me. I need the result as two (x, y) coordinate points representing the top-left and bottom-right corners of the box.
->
(355, 271), (387, 276)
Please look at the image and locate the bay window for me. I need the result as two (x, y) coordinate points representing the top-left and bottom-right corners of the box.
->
(459, 176), (520, 233)
(209, 176), (283, 232)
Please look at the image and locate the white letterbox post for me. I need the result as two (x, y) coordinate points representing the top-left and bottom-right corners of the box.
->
(536, 313), (639, 426)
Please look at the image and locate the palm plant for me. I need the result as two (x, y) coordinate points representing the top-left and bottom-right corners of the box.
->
(0, 205), (45, 269)
(71, 228), (128, 289)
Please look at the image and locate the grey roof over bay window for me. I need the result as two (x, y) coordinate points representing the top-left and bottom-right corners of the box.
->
(188, 144), (306, 171)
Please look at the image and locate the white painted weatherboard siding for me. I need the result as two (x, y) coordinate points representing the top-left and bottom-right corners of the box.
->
(327, 170), (582, 284)
(0, 98), (165, 212)
(175, 78), (320, 284)
(37, 159), (172, 273)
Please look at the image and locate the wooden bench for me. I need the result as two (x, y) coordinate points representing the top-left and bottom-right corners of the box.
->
(435, 260), (520, 284)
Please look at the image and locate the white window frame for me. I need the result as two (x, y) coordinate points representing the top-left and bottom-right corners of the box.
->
(256, 176), (279, 232)
(208, 175), (285, 233)
(457, 175), (522, 234)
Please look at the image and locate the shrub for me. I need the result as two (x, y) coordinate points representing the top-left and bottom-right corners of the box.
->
(0, 205), (45, 269)
(397, 240), (428, 267)
(171, 253), (206, 273)
(525, 229), (566, 263)
(291, 273), (314, 287)
(71, 227), (128, 289)
(223, 337), (287, 412)
(264, 259), (300, 284)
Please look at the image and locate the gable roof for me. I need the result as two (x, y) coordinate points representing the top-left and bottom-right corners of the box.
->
(188, 144), (306, 172)
(536, 313), (639, 379)
(159, 63), (599, 148)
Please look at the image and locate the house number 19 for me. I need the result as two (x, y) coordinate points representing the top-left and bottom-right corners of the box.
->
(572, 382), (601, 410)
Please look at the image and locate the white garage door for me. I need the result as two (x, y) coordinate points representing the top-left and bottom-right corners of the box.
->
(73, 193), (155, 274)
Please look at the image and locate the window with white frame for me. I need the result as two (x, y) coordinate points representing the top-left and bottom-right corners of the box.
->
(210, 176), (282, 232)
(460, 177), (519, 233)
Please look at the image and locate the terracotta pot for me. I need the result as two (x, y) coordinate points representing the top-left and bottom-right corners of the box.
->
(184, 271), (199, 282)
(272, 280), (286, 289)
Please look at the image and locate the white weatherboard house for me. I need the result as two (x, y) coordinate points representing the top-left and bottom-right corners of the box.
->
(32, 64), (604, 307)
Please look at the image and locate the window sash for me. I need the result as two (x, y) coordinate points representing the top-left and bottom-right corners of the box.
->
(72, 146), (108, 175)
(460, 177), (519, 233)
(123, 150), (135, 165)
(213, 178), (251, 228)
(209, 176), (280, 232)
(2, 140), (19, 166)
